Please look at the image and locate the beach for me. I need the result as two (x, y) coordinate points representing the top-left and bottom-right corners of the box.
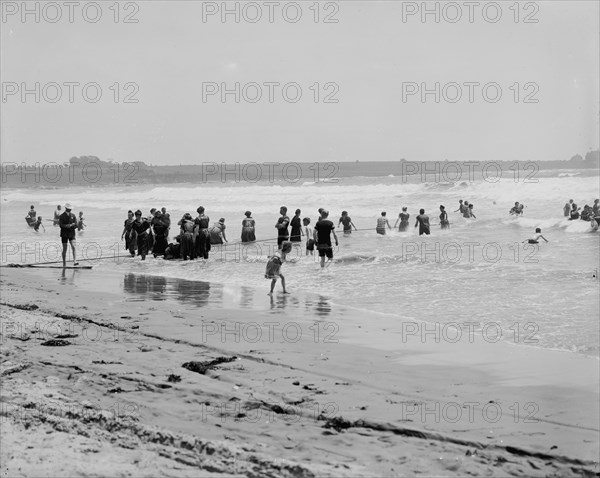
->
(3, 0), (599, 473)
(1, 266), (598, 477)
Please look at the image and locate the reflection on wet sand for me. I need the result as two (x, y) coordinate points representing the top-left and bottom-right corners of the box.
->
(58, 268), (78, 286)
(122, 273), (332, 315)
(123, 273), (212, 307)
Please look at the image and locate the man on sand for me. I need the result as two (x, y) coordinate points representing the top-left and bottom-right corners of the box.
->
(59, 203), (78, 266)
(314, 209), (338, 268)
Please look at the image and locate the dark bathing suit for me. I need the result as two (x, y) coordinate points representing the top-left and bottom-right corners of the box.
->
(340, 216), (352, 233)
(124, 218), (136, 254)
(416, 214), (430, 236)
(290, 216), (302, 242)
(180, 220), (195, 260)
(241, 218), (256, 242)
(59, 211), (77, 243)
(195, 214), (211, 259)
(131, 220), (151, 257)
(152, 219), (169, 256)
(440, 211), (449, 229)
(277, 215), (290, 248)
(314, 219), (335, 258)
(398, 213), (409, 231)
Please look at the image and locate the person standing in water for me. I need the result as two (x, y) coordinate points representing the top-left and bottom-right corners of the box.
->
(454, 200), (465, 214)
(376, 212), (392, 235)
(569, 204), (580, 220)
(53, 205), (62, 226)
(275, 206), (290, 250)
(592, 199), (600, 224)
(563, 201), (572, 217)
(241, 211), (256, 242)
(415, 209), (431, 236)
(523, 228), (549, 244)
(290, 209), (303, 243)
(394, 207), (410, 232)
(59, 203), (78, 266)
(151, 210), (169, 256)
(265, 250), (289, 295)
(439, 205), (450, 229)
(314, 209), (338, 268)
(26, 205), (36, 226)
(131, 209), (152, 260)
(338, 211), (357, 234)
(194, 206), (211, 260)
(34, 216), (45, 233)
(209, 218), (228, 245)
(179, 213), (195, 260)
(467, 203), (477, 219)
(77, 211), (85, 232)
(462, 201), (472, 218)
(303, 217), (314, 255)
(121, 210), (136, 257)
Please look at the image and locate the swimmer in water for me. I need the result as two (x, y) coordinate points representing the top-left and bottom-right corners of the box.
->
(77, 211), (85, 232)
(303, 217), (314, 256)
(415, 209), (431, 236)
(509, 202), (524, 216)
(523, 227), (549, 244)
(53, 205), (62, 226)
(394, 207), (410, 232)
(439, 205), (450, 229)
(376, 212), (392, 235)
(34, 216), (45, 233)
(338, 211), (357, 234)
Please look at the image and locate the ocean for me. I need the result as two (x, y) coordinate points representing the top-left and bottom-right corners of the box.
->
(1, 168), (599, 356)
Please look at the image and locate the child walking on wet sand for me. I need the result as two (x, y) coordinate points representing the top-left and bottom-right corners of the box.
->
(265, 251), (289, 295)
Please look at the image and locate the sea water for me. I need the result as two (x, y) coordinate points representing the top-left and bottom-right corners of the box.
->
(2, 169), (599, 356)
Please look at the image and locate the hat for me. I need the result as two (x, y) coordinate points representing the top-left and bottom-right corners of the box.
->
(65, 203), (72, 209)
(219, 218), (225, 223)
(245, 211), (252, 217)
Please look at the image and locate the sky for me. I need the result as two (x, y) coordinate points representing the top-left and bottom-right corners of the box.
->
(1, 0), (599, 165)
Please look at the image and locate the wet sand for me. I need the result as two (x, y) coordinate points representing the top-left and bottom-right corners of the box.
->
(1, 267), (598, 477)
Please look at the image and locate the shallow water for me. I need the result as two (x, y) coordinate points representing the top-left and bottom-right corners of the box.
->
(2, 170), (599, 355)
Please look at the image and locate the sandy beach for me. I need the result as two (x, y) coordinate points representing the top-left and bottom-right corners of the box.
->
(1, 266), (598, 477)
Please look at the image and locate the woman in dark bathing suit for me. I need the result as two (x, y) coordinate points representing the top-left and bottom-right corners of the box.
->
(131, 210), (151, 260)
(241, 211), (256, 243)
(439, 205), (450, 229)
(151, 210), (169, 257)
(121, 210), (136, 256)
(394, 207), (410, 231)
(179, 213), (195, 260)
(338, 211), (357, 234)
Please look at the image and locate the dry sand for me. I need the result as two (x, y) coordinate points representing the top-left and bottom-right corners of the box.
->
(1, 267), (598, 477)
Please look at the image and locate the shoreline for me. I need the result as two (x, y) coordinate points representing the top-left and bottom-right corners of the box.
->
(1, 266), (598, 476)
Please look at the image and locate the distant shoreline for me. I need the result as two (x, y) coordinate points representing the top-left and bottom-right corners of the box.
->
(1, 156), (598, 189)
